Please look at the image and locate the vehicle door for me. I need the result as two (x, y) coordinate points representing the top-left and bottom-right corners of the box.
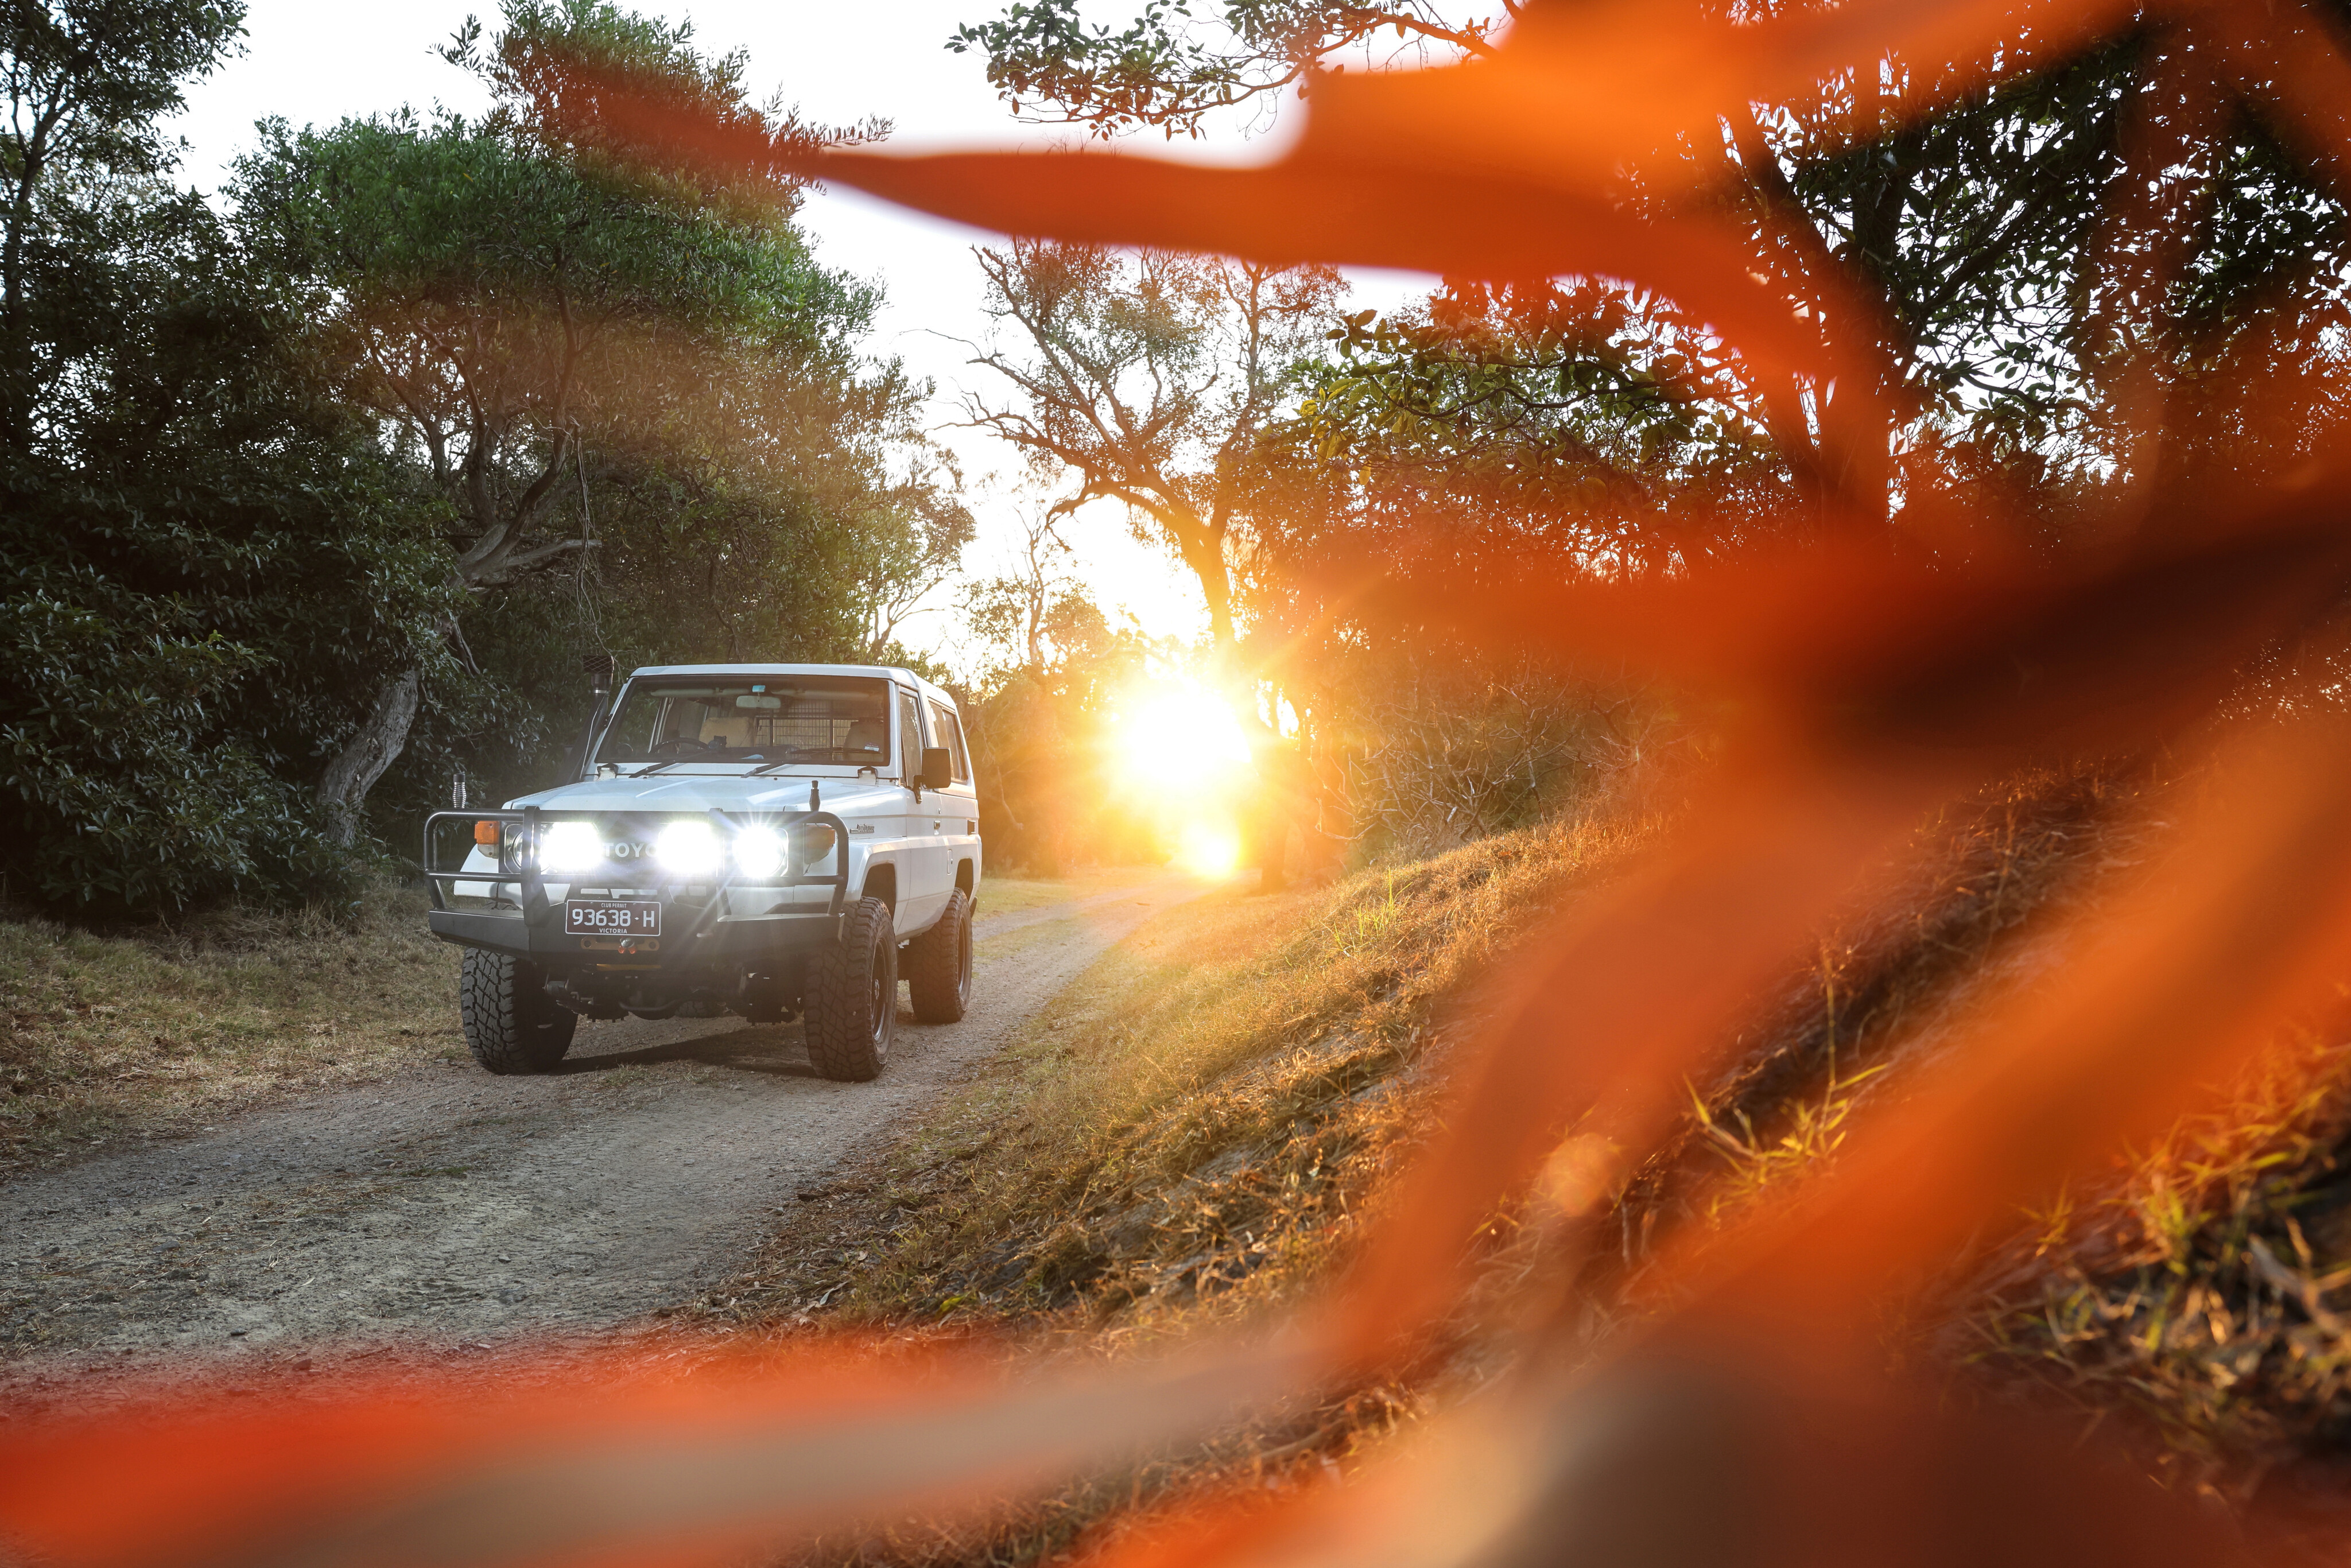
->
(893, 685), (951, 933)
(926, 696), (979, 903)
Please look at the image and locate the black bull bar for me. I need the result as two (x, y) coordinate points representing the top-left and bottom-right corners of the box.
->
(422, 807), (853, 968)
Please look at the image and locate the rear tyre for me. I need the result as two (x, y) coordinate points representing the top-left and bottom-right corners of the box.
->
(907, 888), (973, 1024)
(460, 950), (577, 1075)
(806, 896), (897, 1082)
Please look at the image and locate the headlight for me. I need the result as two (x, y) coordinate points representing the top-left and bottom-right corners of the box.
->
(542, 820), (603, 874)
(655, 820), (722, 877)
(793, 824), (837, 871)
(732, 825), (786, 879)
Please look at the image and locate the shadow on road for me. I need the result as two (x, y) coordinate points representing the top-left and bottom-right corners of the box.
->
(554, 1020), (818, 1080)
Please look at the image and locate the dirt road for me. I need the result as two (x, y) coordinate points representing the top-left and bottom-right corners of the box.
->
(0, 878), (1192, 1376)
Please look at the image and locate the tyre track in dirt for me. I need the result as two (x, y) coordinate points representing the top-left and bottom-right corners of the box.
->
(0, 875), (1197, 1383)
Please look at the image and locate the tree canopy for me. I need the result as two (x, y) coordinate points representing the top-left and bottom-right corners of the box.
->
(966, 241), (1341, 646)
(953, 4), (2351, 563)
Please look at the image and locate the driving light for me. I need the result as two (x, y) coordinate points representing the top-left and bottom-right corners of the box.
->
(655, 820), (722, 877)
(732, 825), (786, 879)
(541, 820), (604, 874)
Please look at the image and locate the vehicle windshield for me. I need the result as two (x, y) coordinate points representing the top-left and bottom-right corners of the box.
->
(593, 676), (891, 770)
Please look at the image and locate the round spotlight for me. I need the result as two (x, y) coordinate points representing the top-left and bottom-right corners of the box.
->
(541, 820), (604, 874)
(655, 820), (722, 878)
(733, 825), (786, 879)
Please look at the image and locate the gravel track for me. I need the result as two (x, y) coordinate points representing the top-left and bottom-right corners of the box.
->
(0, 878), (1191, 1379)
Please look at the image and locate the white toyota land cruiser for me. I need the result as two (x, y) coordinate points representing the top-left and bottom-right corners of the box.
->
(424, 663), (979, 1082)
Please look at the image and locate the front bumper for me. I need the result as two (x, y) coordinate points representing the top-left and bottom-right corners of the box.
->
(425, 903), (844, 971)
(422, 808), (851, 976)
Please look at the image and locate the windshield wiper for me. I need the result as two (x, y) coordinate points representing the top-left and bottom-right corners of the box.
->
(629, 758), (687, 778)
(748, 751), (815, 777)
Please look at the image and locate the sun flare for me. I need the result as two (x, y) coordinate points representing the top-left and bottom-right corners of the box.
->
(1174, 823), (1243, 879)
(1116, 686), (1254, 791)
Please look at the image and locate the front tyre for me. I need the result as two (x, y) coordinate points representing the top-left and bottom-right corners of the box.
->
(806, 896), (897, 1082)
(907, 888), (973, 1024)
(459, 950), (577, 1075)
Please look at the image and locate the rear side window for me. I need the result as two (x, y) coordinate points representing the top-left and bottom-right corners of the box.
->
(928, 701), (971, 783)
(897, 689), (925, 781)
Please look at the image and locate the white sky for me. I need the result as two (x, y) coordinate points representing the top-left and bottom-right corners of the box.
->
(171, 1), (1430, 677)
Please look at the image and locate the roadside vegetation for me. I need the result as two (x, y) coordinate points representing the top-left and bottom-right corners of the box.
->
(696, 758), (2351, 1558)
(0, 891), (458, 1174)
(1969, 1029), (2351, 1526)
(713, 805), (1658, 1333)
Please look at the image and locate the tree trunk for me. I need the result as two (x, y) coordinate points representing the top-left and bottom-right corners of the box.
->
(316, 669), (422, 847)
(1164, 513), (1235, 647)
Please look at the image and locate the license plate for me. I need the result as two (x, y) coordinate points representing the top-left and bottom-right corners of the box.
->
(565, 899), (660, 936)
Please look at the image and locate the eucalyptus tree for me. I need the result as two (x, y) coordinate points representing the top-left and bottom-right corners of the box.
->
(234, 0), (902, 841)
(949, 1), (1505, 139)
(966, 240), (1343, 648)
(964, 504), (1091, 680)
(951, 4), (2351, 545)
(849, 482), (976, 662)
(0, 1), (465, 910)
(0, 0), (244, 451)
(1247, 277), (1806, 618)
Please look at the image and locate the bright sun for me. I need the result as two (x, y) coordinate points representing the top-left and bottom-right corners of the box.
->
(1116, 686), (1254, 791)
(1174, 822), (1242, 878)
(1112, 684), (1258, 879)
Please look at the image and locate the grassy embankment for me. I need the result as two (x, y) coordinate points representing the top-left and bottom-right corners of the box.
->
(0, 891), (461, 1174)
(716, 766), (2351, 1558)
(716, 809), (1656, 1333)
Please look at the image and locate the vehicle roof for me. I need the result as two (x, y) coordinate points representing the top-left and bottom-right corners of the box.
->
(622, 663), (959, 704)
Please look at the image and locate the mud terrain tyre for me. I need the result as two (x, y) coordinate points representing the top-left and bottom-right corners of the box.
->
(459, 950), (577, 1074)
(906, 888), (973, 1024)
(806, 896), (897, 1081)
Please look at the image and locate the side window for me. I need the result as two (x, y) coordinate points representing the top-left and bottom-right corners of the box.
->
(897, 689), (924, 781)
(928, 701), (971, 784)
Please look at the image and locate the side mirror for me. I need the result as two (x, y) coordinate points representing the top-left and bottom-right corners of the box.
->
(921, 746), (954, 791)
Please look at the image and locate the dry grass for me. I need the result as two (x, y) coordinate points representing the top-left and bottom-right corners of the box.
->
(709, 804), (1655, 1344)
(1569, 762), (2351, 1532)
(716, 809), (1654, 1350)
(1615, 765), (2136, 1253)
(709, 763), (2351, 1561)
(1960, 1014), (2351, 1527)
(693, 808), (1659, 1568)
(0, 888), (461, 1173)
(747, 763), (2322, 1565)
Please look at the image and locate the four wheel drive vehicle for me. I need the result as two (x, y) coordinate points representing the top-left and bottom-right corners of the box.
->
(423, 663), (980, 1083)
